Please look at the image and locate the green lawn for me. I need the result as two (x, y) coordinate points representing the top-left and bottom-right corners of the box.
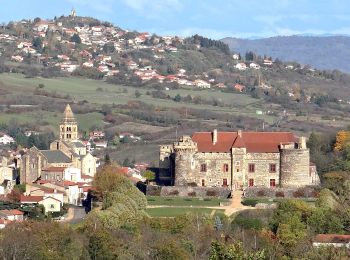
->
(146, 207), (225, 217)
(147, 196), (230, 207)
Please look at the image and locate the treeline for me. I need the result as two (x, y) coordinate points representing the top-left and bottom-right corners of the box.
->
(186, 34), (231, 54)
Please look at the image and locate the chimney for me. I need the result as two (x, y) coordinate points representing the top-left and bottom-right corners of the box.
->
(299, 136), (306, 149)
(212, 129), (218, 145)
(238, 130), (242, 137)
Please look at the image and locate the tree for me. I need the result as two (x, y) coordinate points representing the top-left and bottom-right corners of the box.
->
(143, 170), (155, 183)
(209, 240), (265, 260)
(135, 90), (141, 98)
(32, 37), (43, 51)
(70, 33), (81, 44)
(334, 130), (350, 151)
(174, 94), (182, 102)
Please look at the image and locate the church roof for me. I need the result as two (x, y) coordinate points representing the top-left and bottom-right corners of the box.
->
(191, 131), (296, 153)
(61, 104), (77, 124)
(40, 150), (71, 163)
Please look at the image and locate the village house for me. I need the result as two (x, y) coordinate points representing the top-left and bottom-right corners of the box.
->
(20, 195), (61, 214)
(0, 209), (24, 222)
(235, 63), (247, 71)
(250, 63), (260, 69)
(234, 83), (246, 92)
(160, 130), (320, 189)
(0, 133), (15, 145)
(313, 234), (350, 249)
(194, 79), (211, 88)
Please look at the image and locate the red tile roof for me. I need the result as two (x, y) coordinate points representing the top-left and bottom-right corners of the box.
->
(191, 131), (297, 153)
(314, 234), (350, 243)
(0, 209), (24, 215)
(20, 195), (43, 203)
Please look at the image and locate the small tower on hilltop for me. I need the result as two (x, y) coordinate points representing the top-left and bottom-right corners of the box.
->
(70, 8), (77, 18)
(60, 104), (78, 142)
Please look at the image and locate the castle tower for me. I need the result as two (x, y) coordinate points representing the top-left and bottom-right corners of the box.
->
(60, 104), (78, 142)
(173, 136), (198, 185)
(279, 137), (312, 187)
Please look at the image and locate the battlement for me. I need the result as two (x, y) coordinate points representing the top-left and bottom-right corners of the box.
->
(173, 135), (198, 152)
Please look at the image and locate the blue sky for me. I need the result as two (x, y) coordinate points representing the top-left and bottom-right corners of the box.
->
(1, 0), (350, 39)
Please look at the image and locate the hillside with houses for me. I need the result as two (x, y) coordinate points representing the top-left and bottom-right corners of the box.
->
(2, 12), (350, 105)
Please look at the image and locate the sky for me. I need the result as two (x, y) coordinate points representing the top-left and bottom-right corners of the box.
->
(1, 0), (350, 39)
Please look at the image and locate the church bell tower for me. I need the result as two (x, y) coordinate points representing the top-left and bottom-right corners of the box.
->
(60, 104), (78, 141)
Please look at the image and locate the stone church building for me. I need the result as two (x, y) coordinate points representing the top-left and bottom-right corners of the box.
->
(20, 104), (96, 184)
(160, 130), (320, 189)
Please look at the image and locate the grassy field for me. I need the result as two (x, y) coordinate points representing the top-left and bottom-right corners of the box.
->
(0, 110), (104, 133)
(147, 196), (230, 207)
(146, 207), (225, 217)
(0, 73), (274, 121)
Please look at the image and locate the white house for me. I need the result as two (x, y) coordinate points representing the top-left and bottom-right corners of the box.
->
(0, 134), (15, 145)
(194, 79), (211, 89)
(232, 54), (240, 60)
(235, 63), (247, 71)
(64, 167), (81, 182)
(249, 63), (260, 69)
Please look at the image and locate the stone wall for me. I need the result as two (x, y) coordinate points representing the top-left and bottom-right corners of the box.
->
(245, 153), (280, 187)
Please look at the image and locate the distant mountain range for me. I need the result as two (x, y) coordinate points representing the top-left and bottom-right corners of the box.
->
(221, 35), (350, 72)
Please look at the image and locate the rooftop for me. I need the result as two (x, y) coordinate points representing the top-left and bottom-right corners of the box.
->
(40, 150), (71, 163)
(191, 131), (297, 153)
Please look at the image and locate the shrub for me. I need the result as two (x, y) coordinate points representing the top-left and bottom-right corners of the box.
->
(203, 198), (211, 201)
(293, 188), (306, 198)
(275, 191), (285, 197)
(206, 190), (217, 197)
(169, 190), (179, 196)
(188, 192), (196, 197)
(241, 198), (259, 207)
(257, 190), (266, 197)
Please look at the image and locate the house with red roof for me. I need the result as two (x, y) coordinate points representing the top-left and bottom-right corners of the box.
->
(313, 234), (350, 249)
(0, 209), (24, 222)
(159, 130), (320, 190)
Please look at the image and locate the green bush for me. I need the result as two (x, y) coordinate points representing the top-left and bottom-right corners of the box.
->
(241, 198), (259, 207)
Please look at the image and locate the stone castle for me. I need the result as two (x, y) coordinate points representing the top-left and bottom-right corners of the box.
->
(20, 104), (96, 184)
(159, 130), (320, 189)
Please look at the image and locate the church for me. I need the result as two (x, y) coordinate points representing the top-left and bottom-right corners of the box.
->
(20, 104), (96, 184)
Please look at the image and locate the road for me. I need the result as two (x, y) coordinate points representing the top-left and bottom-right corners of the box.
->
(62, 205), (86, 224)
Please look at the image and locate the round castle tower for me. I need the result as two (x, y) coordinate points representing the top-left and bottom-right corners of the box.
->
(173, 136), (197, 186)
(279, 136), (311, 187)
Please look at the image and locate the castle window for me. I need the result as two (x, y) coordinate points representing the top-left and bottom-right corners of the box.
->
(270, 179), (276, 187)
(249, 178), (254, 187)
(223, 178), (228, 186)
(200, 164), (207, 172)
(269, 164), (276, 173)
(223, 164), (229, 172)
(235, 161), (240, 166)
(248, 163), (255, 173)
(236, 168), (240, 173)
(201, 179), (205, 186)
